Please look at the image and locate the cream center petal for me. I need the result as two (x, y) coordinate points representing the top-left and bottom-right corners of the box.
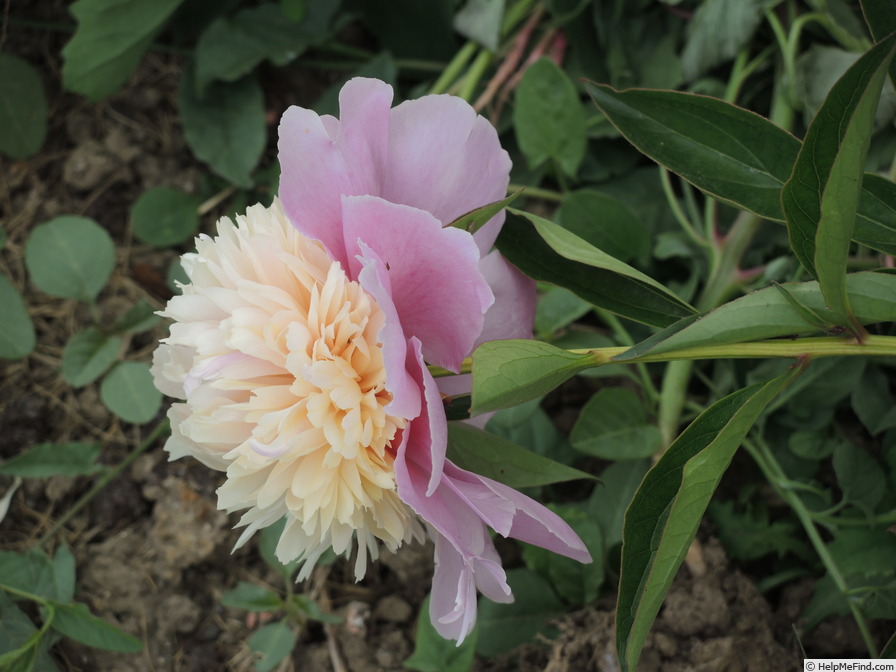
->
(175, 202), (425, 580)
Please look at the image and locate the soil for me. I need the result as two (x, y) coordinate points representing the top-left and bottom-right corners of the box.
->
(0, 6), (882, 672)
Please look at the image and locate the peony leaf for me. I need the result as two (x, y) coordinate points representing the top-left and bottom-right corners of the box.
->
(586, 82), (896, 256)
(616, 367), (801, 672)
(446, 422), (595, 488)
(615, 272), (896, 362)
(497, 210), (696, 328)
(471, 339), (596, 414)
(448, 189), (523, 234)
(782, 33), (896, 326)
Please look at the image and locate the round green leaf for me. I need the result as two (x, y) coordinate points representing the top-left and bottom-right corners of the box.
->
(0, 53), (48, 159)
(248, 621), (296, 672)
(100, 362), (162, 424)
(25, 216), (115, 301)
(131, 187), (201, 247)
(0, 274), (36, 360)
(62, 328), (123, 387)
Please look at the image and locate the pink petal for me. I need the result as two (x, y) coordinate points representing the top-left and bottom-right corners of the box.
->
(355, 246), (421, 421)
(402, 336), (448, 494)
(341, 195), (493, 372)
(383, 93), (512, 253)
(476, 250), (536, 346)
(278, 78), (393, 266)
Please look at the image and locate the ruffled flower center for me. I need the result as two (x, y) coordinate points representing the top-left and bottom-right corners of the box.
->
(153, 201), (423, 580)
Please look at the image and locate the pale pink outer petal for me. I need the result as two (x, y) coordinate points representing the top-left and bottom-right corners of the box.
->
(475, 250), (537, 347)
(354, 244), (422, 421)
(383, 94), (512, 254)
(395, 340), (591, 642)
(341, 195), (493, 372)
(278, 79), (393, 267)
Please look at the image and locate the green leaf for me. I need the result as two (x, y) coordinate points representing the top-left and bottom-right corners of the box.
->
(404, 595), (477, 672)
(681, 0), (765, 81)
(708, 500), (809, 562)
(497, 210), (696, 328)
(852, 366), (896, 435)
(100, 362), (162, 424)
(62, 0), (186, 101)
(258, 517), (303, 578)
(782, 34), (896, 325)
(0, 274), (35, 361)
(446, 422), (594, 488)
(290, 595), (341, 624)
(861, 0), (896, 84)
(111, 301), (160, 334)
(62, 328), (122, 387)
(25, 216), (115, 302)
(570, 388), (662, 460)
(51, 602), (142, 652)
(883, 628), (896, 658)
(0, 549), (59, 601)
(220, 582), (282, 612)
(615, 272), (896, 362)
(534, 286), (593, 339)
(586, 82), (896, 255)
(586, 459), (651, 549)
(0, 592), (40, 672)
(453, 0), (504, 51)
(178, 70), (266, 187)
(833, 443), (887, 515)
(248, 620), (296, 672)
(514, 58), (587, 176)
(0, 442), (102, 479)
(476, 568), (565, 658)
(51, 547), (76, 605)
(471, 339), (595, 414)
(586, 82), (799, 222)
(449, 189), (523, 235)
(616, 367), (800, 672)
(556, 190), (648, 263)
(194, 2), (338, 95)
(313, 52), (398, 117)
(130, 187), (201, 247)
(522, 506), (604, 606)
(0, 54), (47, 159)
(281, 0), (305, 22)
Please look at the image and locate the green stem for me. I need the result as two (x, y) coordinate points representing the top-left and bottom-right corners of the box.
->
(37, 419), (170, 548)
(430, 42), (479, 94)
(658, 359), (692, 448)
(745, 437), (879, 658)
(698, 211), (762, 311)
(596, 309), (660, 404)
(509, 183), (564, 202)
(457, 48), (494, 102)
(659, 169), (709, 249)
(433, 334), (896, 378)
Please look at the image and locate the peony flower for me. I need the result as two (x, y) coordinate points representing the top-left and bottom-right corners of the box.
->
(152, 78), (591, 642)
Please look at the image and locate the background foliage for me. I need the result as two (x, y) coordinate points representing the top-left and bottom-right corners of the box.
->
(2, 0), (896, 670)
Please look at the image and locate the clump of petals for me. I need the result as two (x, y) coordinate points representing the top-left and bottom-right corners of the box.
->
(151, 201), (423, 579)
